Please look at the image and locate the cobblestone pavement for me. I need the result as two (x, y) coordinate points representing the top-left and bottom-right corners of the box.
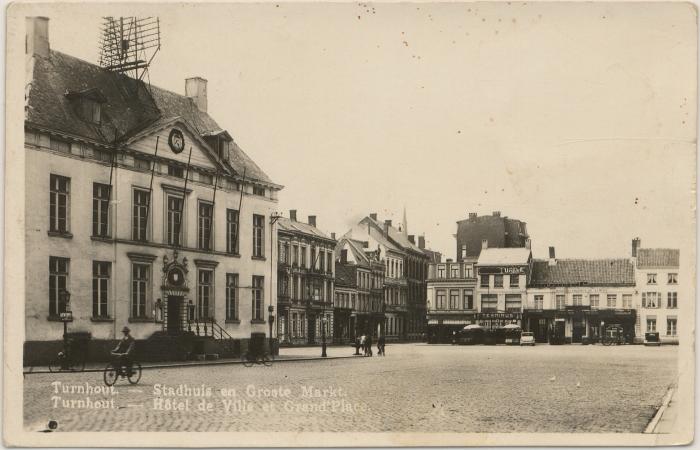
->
(24, 344), (677, 433)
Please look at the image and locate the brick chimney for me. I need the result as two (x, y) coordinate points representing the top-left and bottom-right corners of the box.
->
(492, 211), (501, 217)
(289, 209), (297, 221)
(331, 232), (336, 240)
(548, 246), (557, 266)
(632, 237), (641, 257)
(26, 17), (50, 58)
(482, 239), (488, 250)
(408, 235), (415, 244)
(468, 212), (477, 221)
(383, 220), (392, 235)
(370, 213), (378, 221)
(308, 215), (317, 228)
(418, 235), (426, 249)
(185, 77), (208, 112)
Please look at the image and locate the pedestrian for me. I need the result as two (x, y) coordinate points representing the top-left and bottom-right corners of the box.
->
(366, 334), (373, 357)
(360, 334), (366, 356)
(354, 335), (361, 355)
(378, 334), (386, 356)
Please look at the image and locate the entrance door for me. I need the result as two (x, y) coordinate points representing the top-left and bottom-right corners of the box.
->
(308, 314), (316, 344)
(572, 318), (585, 343)
(167, 296), (183, 334)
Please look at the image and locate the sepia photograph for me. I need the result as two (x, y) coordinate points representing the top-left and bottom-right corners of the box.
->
(3, 1), (696, 446)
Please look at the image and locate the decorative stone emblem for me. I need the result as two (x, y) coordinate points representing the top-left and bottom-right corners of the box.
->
(162, 249), (189, 292)
(168, 128), (185, 154)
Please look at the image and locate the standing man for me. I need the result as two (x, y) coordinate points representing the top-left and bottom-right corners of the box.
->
(112, 326), (136, 375)
(378, 334), (386, 356)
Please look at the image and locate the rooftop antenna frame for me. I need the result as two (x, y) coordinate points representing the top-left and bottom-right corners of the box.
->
(99, 16), (161, 81)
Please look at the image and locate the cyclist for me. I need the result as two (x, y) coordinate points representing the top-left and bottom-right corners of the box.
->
(111, 326), (135, 376)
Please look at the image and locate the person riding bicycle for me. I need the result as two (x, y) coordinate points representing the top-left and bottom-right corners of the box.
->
(111, 326), (135, 376)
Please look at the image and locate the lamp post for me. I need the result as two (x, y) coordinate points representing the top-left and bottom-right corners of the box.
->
(269, 212), (283, 351)
(268, 305), (275, 355)
(59, 290), (72, 370)
(321, 315), (328, 357)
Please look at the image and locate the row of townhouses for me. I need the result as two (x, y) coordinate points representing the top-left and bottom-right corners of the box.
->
(427, 213), (680, 345)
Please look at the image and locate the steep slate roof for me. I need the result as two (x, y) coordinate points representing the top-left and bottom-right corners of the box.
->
(334, 264), (356, 288)
(637, 249), (680, 269)
(529, 259), (635, 287)
(477, 248), (531, 266)
(335, 238), (371, 267)
(362, 216), (424, 254)
(26, 50), (275, 185)
(277, 217), (333, 241)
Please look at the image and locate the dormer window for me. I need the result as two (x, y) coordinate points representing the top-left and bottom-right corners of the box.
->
(65, 88), (107, 125)
(202, 130), (233, 161)
(81, 99), (101, 124)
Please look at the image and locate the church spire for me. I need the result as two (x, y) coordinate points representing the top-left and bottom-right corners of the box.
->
(402, 206), (408, 236)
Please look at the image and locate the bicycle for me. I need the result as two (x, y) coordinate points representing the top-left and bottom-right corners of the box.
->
(103, 357), (142, 386)
(48, 347), (85, 373)
(240, 351), (272, 367)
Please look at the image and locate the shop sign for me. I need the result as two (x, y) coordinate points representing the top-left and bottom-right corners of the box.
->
(478, 266), (525, 275)
(475, 312), (521, 320)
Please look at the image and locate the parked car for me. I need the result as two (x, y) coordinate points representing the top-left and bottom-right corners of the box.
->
(519, 331), (535, 346)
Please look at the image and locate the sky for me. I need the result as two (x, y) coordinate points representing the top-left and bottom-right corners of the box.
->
(31, 2), (696, 260)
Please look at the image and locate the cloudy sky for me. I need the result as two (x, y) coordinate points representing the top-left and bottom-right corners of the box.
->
(30, 2), (696, 259)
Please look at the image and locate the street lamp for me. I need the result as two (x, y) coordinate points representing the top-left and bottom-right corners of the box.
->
(269, 212), (283, 352)
(321, 315), (328, 357)
(59, 289), (72, 371)
(268, 305), (275, 355)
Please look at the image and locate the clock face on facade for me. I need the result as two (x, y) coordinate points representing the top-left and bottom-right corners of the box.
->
(168, 128), (185, 154)
(167, 267), (186, 286)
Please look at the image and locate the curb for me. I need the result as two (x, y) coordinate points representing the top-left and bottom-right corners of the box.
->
(644, 385), (675, 434)
(23, 354), (363, 375)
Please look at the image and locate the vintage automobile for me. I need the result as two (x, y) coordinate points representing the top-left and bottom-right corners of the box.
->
(502, 324), (522, 345)
(519, 331), (536, 346)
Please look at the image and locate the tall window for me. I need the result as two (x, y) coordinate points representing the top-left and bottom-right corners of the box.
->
(437, 266), (445, 278)
(642, 292), (660, 308)
(606, 294), (617, 308)
(133, 189), (150, 241)
(481, 294), (498, 312)
(494, 275), (503, 288)
(667, 292), (678, 308)
(226, 273), (239, 320)
(197, 270), (213, 319)
(573, 294), (582, 306)
(252, 275), (264, 320)
(505, 294), (522, 312)
(647, 273), (657, 285)
(311, 247), (317, 270)
(451, 266), (460, 278)
(92, 183), (111, 237)
(449, 290), (459, 309)
(92, 261), (111, 318)
(463, 290), (474, 309)
(534, 295), (544, 309)
(590, 294), (599, 308)
(668, 273), (678, 284)
(319, 250), (325, 272)
(198, 202), (213, 250)
(226, 209), (239, 254)
(480, 274), (490, 288)
(667, 317), (677, 336)
(292, 245), (299, 266)
(622, 294), (632, 309)
(131, 263), (149, 318)
(464, 265), (474, 278)
(49, 175), (70, 233)
(327, 253), (333, 274)
(646, 317), (656, 332)
(167, 195), (183, 246)
(253, 214), (265, 257)
(509, 274), (520, 288)
(49, 257), (69, 316)
(436, 290), (446, 309)
(301, 247), (307, 268)
(555, 295), (566, 310)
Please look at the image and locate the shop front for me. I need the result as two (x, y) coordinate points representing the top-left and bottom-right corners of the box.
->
(523, 308), (636, 344)
(427, 312), (522, 343)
